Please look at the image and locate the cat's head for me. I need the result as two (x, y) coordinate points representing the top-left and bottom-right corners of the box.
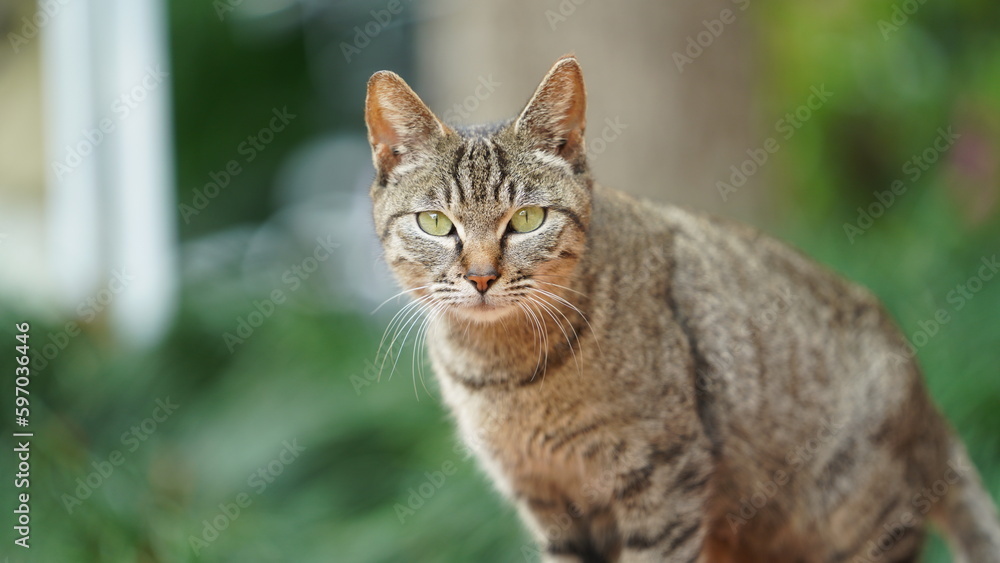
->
(366, 56), (592, 323)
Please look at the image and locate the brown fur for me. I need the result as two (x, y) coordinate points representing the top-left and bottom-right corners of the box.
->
(366, 56), (1000, 562)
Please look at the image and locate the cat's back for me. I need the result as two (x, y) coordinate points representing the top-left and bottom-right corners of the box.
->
(585, 183), (917, 455)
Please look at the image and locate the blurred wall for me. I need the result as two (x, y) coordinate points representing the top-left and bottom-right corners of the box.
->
(0, 0), (48, 305)
(0, 0), (177, 345)
(415, 0), (770, 223)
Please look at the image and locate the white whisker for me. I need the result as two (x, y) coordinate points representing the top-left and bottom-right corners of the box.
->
(522, 299), (550, 384)
(516, 302), (544, 382)
(412, 300), (449, 400)
(532, 279), (588, 299)
(371, 285), (433, 314)
(386, 297), (438, 383)
(378, 297), (435, 381)
(375, 295), (431, 380)
(529, 286), (603, 356)
(526, 293), (582, 377)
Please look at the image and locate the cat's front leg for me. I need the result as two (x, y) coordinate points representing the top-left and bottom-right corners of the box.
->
(516, 447), (712, 562)
(516, 483), (709, 563)
(617, 520), (705, 563)
(515, 499), (608, 563)
(616, 509), (705, 563)
(612, 446), (713, 563)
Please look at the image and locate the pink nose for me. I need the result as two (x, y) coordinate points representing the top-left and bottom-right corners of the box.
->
(465, 270), (498, 293)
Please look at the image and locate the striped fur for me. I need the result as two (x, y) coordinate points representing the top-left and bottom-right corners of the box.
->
(365, 56), (1000, 562)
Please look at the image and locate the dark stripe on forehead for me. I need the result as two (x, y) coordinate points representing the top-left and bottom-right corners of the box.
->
(451, 138), (512, 205)
(451, 143), (467, 204)
(478, 139), (495, 203)
(493, 143), (509, 203)
(467, 138), (488, 203)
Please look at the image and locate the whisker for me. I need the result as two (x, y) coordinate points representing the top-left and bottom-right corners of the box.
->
(371, 285), (432, 315)
(418, 306), (445, 396)
(411, 304), (434, 400)
(522, 299), (549, 383)
(378, 297), (435, 381)
(528, 286), (603, 357)
(412, 300), (448, 401)
(525, 293), (583, 377)
(385, 298), (438, 383)
(417, 300), (450, 393)
(498, 312), (510, 337)
(532, 279), (588, 299)
(375, 295), (431, 378)
(516, 302), (544, 382)
(525, 273), (578, 280)
(525, 288), (581, 342)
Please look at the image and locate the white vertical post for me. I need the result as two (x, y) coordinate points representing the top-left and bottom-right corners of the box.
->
(41, 0), (178, 346)
(41, 0), (103, 310)
(105, 0), (178, 345)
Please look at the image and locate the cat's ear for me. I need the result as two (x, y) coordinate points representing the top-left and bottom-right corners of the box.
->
(365, 71), (453, 182)
(515, 55), (587, 165)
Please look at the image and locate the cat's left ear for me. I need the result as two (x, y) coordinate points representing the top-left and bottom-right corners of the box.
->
(365, 71), (453, 183)
(515, 55), (587, 166)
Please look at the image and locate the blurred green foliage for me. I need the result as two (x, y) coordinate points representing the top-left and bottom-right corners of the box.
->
(2, 0), (998, 562)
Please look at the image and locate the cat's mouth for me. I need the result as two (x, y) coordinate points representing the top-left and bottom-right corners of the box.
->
(448, 293), (519, 321)
(465, 294), (503, 310)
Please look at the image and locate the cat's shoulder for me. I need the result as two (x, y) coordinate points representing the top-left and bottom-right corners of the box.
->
(591, 183), (760, 244)
(591, 183), (879, 305)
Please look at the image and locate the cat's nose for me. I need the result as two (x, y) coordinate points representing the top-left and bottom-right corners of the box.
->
(465, 267), (498, 294)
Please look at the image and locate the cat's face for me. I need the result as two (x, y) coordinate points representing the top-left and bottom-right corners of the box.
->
(366, 57), (592, 323)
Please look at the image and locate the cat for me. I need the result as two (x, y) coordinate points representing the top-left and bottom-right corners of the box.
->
(364, 55), (1000, 562)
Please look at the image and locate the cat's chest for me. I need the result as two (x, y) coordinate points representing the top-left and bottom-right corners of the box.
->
(438, 370), (662, 506)
(448, 386), (602, 498)
(428, 313), (694, 501)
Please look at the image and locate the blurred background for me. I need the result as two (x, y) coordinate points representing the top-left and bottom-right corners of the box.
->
(0, 0), (998, 561)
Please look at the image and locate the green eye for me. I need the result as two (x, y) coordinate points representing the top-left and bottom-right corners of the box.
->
(510, 206), (545, 233)
(417, 211), (453, 236)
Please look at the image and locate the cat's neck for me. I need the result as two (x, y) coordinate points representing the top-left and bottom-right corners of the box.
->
(429, 285), (593, 385)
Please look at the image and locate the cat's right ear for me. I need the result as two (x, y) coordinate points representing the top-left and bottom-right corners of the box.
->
(515, 56), (587, 167)
(365, 71), (453, 183)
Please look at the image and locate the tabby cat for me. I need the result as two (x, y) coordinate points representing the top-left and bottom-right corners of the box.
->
(364, 56), (1000, 562)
